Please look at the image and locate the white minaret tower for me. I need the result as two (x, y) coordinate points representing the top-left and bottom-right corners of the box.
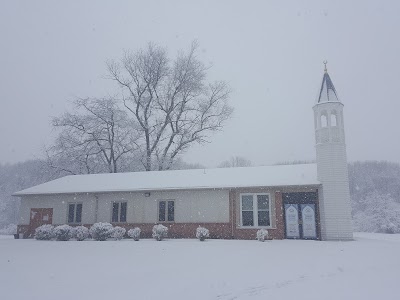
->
(313, 62), (353, 240)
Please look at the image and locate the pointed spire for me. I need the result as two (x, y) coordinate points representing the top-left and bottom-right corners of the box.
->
(317, 61), (340, 103)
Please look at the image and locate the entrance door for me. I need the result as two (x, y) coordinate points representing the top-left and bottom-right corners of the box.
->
(284, 204), (300, 238)
(283, 192), (318, 240)
(30, 208), (53, 234)
(284, 203), (317, 239)
(300, 204), (317, 239)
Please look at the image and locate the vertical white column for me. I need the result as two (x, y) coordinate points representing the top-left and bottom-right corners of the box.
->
(314, 101), (353, 240)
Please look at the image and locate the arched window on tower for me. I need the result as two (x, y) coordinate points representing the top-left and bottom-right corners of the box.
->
(331, 113), (337, 127)
(321, 114), (328, 128)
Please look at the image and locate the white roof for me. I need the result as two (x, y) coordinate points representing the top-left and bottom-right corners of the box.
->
(13, 164), (319, 196)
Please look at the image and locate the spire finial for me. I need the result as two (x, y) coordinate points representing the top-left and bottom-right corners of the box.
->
(323, 60), (328, 73)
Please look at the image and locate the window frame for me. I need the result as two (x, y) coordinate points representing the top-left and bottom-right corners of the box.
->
(111, 201), (127, 223)
(330, 113), (337, 127)
(239, 193), (272, 228)
(158, 200), (175, 223)
(67, 202), (83, 224)
(320, 114), (328, 128)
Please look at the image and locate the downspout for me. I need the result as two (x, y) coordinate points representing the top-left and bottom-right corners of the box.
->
(94, 195), (99, 223)
(230, 190), (234, 239)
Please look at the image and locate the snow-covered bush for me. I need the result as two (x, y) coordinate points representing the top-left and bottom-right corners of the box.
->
(152, 224), (168, 241)
(127, 227), (141, 241)
(196, 226), (210, 241)
(256, 229), (268, 242)
(112, 226), (126, 240)
(349, 162), (400, 233)
(35, 224), (54, 240)
(352, 192), (400, 234)
(54, 225), (73, 241)
(71, 226), (89, 241)
(381, 222), (398, 234)
(89, 222), (114, 241)
(0, 224), (17, 235)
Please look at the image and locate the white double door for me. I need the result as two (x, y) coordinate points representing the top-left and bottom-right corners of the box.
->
(284, 203), (317, 239)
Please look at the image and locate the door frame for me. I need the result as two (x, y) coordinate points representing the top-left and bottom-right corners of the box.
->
(282, 192), (320, 240)
(29, 208), (53, 236)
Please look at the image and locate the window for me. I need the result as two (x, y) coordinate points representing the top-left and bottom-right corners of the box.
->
(158, 200), (175, 222)
(68, 203), (82, 223)
(111, 202), (127, 222)
(331, 113), (337, 126)
(321, 114), (328, 127)
(240, 194), (270, 227)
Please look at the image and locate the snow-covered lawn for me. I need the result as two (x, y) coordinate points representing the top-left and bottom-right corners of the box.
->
(1, 233), (399, 300)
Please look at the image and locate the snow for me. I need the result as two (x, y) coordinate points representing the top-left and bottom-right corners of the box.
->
(13, 164), (319, 196)
(0, 233), (399, 300)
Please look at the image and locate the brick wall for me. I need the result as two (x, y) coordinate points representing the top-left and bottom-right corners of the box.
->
(18, 223), (232, 239)
(110, 223), (232, 239)
(231, 191), (285, 240)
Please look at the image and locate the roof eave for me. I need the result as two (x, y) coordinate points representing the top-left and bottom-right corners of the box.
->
(12, 183), (322, 197)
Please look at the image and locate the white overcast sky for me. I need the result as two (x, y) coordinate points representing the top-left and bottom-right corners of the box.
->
(1, 0), (399, 167)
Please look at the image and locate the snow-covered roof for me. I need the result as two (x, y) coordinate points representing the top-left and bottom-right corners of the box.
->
(317, 71), (340, 103)
(13, 164), (319, 196)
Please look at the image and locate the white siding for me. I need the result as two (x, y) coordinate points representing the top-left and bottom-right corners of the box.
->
(314, 101), (353, 241)
(19, 189), (230, 225)
(19, 194), (96, 225)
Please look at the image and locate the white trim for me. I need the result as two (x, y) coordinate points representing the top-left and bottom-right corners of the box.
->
(239, 193), (272, 228)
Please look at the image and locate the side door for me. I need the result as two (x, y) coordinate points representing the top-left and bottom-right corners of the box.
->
(30, 208), (53, 234)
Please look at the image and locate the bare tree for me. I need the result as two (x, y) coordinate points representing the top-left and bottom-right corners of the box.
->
(170, 157), (206, 170)
(46, 97), (140, 174)
(107, 41), (233, 171)
(218, 156), (252, 168)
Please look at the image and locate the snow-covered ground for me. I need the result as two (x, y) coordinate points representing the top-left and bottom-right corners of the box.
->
(1, 233), (399, 300)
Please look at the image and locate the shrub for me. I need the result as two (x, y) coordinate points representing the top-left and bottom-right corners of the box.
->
(54, 225), (73, 241)
(35, 224), (54, 240)
(381, 222), (398, 234)
(72, 226), (89, 241)
(0, 224), (17, 235)
(152, 224), (168, 241)
(352, 191), (400, 234)
(127, 227), (141, 241)
(89, 222), (114, 241)
(196, 226), (210, 241)
(112, 226), (126, 240)
(256, 229), (268, 242)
